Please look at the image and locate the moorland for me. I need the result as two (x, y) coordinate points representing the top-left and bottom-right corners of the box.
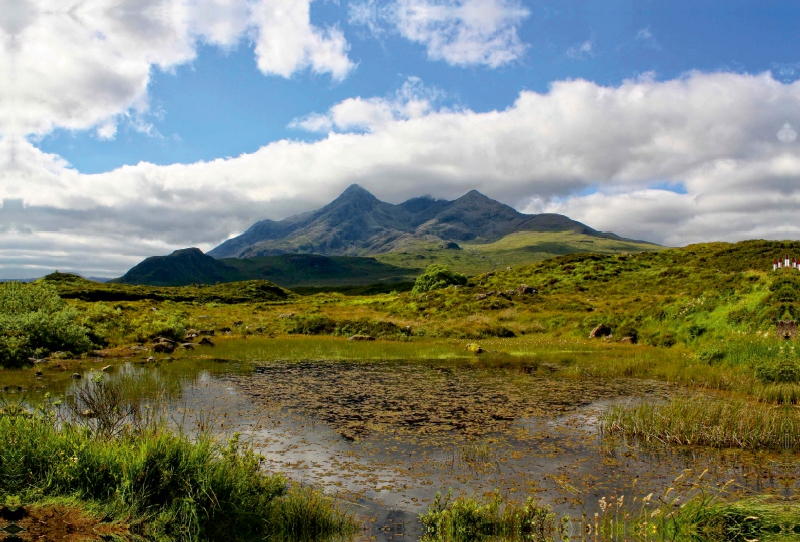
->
(1, 238), (800, 541)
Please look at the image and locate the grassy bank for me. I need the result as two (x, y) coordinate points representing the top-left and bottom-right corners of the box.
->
(0, 397), (355, 541)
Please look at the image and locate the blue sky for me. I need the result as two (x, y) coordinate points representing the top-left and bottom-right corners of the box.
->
(2, 0), (800, 277)
(35, 0), (800, 174)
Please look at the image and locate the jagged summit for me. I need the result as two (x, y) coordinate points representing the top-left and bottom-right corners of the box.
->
(207, 186), (639, 259)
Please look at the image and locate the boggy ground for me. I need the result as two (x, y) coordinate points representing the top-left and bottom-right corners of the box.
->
(231, 359), (671, 442)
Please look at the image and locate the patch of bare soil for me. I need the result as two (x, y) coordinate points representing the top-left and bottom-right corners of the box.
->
(231, 360), (670, 441)
(0, 505), (129, 542)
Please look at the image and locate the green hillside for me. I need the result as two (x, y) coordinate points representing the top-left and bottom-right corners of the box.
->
(375, 230), (660, 275)
(373, 240), (796, 346)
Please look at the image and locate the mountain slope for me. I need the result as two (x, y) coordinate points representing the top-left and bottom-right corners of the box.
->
(113, 248), (243, 286)
(208, 185), (643, 259)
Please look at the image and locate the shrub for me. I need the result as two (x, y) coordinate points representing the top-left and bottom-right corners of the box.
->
(0, 282), (92, 367)
(412, 265), (467, 295)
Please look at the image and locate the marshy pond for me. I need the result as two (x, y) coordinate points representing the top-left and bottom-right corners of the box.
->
(7, 338), (797, 540)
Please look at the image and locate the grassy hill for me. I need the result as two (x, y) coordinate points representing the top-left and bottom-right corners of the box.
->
(43, 272), (294, 304)
(375, 230), (660, 275)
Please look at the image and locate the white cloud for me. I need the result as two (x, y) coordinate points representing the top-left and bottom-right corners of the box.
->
(250, 0), (354, 80)
(567, 39), (594, 60)
(349, 0), (530, 67)
(0, 0), (354, 138)
(3, 71), (800, 276)
(289, 76), (447, 132)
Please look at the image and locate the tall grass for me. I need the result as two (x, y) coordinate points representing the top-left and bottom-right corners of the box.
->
(419, 490), (555, 542)
(0, 400), (355, 541)
(602, 395), (799, 450)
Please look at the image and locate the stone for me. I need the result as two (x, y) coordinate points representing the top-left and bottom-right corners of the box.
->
(71, 373), (81, 379)
(198, 329), (215, 336)
(152, 342), (175, 353)
(348, 335), (375, 341)
(146, 356), (156, 362)
(589, 324), (612, 338)
(619, 336), (635, 344)
(777, 320), (798, 340)
(101, 365), (112, 372)
(475, 293), (488, 300)
(465, 343), (483, 354)
(181, 343), (195, 350)
(199, 337), (215, 346)
(517, 284), (536, 295)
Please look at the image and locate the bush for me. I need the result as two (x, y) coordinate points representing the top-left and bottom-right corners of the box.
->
(412, 265), (467, 295)
(0, 282), (92, 367)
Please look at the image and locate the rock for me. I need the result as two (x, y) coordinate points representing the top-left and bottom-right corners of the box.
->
(506, 266), (512, 271)
(619, 336), (635, 344)
(181, 343), (195, 350)
(504, 290), (516, 297)
(71, 373), (82, 379)
(589, 324), (612, 338)
(150, 307), (158, 312)
(152, 342), (175, 353)
(475, 293), (488, 300)
(34, 370), (43, 377)
(219, 327), (231, 333)
(199, 337), (215, 346)
(465, 343), (483, 354)
(198, 329), (215, 336)
(348, 335), (376, 341)
(278, 313), (295, 319)
(82, 409), (96, 418)
(146, 356), (157, 362)
(233, 321), (243, 326)
(101, 365), (112, 372)
(517, 284), (536, 295)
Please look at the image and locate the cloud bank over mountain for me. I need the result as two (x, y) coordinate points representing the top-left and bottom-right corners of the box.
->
(1, 1), (800, 277)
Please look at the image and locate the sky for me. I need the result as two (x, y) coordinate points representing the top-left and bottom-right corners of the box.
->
(1, 0), (800, 278)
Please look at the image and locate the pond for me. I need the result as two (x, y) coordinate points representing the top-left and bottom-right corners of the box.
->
(4, 341), (796, 541)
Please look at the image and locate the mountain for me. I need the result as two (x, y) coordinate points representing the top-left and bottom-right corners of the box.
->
(208, 185), (637, 259)
(113, 248), (243, 286)
(114, 248), (417, 289)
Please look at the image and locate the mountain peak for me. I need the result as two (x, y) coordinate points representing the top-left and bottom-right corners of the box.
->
(337, 184), (377, 200)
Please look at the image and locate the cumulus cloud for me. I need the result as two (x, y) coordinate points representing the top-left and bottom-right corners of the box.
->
(3, 71), (800, 276)
(0, 0), (354, 137)
(349, 0), (530, 67)
(289, 76), (447, 132)
(250, 0), (354, 80)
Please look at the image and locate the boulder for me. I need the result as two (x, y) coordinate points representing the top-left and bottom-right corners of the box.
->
(517, 284), (536, 295)
(348, 335), (375, 341)
(475, 293), (488, 301)
(589, 324), (612, 338)
(152, 342), (175, 353)
(198, 329), (215, 336)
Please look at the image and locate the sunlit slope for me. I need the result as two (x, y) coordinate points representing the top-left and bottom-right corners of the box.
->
(375, 230), (660, 275)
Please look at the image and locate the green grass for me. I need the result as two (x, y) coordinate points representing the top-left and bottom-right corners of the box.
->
(601, 395), (798, 450)
(0, 399), (355, 541)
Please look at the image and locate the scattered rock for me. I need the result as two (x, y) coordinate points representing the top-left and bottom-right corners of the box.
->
(219, 327), (232, 333)
(181, 343), (195, 350)
(465, 343), (483, 354)
(619, 336), (635, 344)
(199, 337), (215, 346)
(504, 290), (516, 297)
(517, 284), (536, 295)
(475, 293), (488, 300)
(278, 313), (295, 319)
(348, 334), (376, 341)
(233, 321), (244, 326)
(146, 356), (156, 362)
(589, 324), (612, 338)
(198, 329), (215, 336)
(71, 373), (82, 379)
(34, 370), (43, 377)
